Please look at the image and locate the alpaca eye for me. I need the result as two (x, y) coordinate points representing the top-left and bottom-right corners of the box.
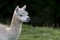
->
(20, 15), (23, 17)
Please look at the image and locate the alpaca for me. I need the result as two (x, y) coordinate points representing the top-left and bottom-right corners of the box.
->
(0, 5), (30, 40)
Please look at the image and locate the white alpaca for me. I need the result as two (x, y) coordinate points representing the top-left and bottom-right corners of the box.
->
(0, 5), (30, 40)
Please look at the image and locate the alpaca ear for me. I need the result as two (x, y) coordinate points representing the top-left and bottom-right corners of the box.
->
(15, 6), (19, 13)
(22, 5), (26, 9)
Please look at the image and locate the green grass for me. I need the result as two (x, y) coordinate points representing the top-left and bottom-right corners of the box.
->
(18, 24), (60, 40)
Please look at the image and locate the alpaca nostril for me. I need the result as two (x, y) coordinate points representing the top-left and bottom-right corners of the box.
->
(27, 18), (30, 21)
(27, 18), (29, 19)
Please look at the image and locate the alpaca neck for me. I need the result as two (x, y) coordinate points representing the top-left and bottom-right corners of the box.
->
(9, 15), (22, 40)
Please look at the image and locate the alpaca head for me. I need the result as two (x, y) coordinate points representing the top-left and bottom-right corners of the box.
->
(14, 5), (30, 22)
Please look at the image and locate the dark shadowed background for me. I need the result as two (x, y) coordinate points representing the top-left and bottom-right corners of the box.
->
(0, 0), (60, 28)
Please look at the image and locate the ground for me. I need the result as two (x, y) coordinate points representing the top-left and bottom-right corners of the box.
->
(18, 24), (60, 40)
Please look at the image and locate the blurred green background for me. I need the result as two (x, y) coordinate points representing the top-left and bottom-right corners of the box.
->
(0, 0), (60, 27)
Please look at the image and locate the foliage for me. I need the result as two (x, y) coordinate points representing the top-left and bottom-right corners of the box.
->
(0, 0), (60, 27)
(18, 24), (60, 40)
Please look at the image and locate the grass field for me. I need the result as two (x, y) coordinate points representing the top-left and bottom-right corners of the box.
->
(18, 24), (60, 40)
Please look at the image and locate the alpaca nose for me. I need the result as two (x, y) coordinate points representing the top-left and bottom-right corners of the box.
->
(27, 17), (30, 21)
(27, 18), (30, 20)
